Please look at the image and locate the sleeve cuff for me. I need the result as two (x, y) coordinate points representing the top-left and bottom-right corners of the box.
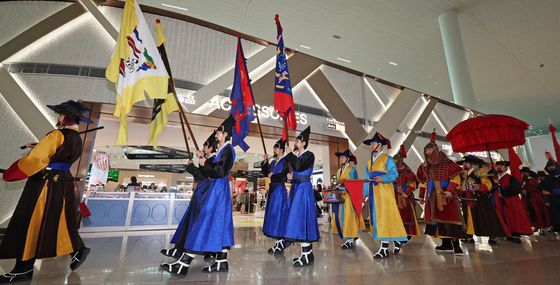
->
(2, 160), (28, 182)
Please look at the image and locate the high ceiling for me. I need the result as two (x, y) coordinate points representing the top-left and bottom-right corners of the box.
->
(137, 0), (560, 135)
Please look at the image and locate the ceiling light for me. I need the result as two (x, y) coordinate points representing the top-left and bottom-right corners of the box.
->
(434, 82), (438, 85)
(337, 57), (351, 63)
(299, 45), (311, 49)
(388, 61), (398, 66)
(161, 3), (189, 11)
(377, 68), (381, 71)
(428, 75), (432, 78)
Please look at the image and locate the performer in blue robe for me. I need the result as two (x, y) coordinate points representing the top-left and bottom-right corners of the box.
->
(284, 126), (320, 267)
(161, 116), (236, 276)
(160, 132), (216, 260)
(261, 138), (290, 254)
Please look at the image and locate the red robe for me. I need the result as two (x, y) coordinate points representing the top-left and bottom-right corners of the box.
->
(417, 152), (466, 238)
(523, 177), (552, 229)
(498, 174), (533, 235)
(394, 162), (419, 236)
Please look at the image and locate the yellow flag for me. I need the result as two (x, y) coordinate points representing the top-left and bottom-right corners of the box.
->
(148, 19), (179, 147)
(105, 0), (169, 145)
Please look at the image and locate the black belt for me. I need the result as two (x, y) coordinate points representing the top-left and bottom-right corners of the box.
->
(292, 175), (311, 183)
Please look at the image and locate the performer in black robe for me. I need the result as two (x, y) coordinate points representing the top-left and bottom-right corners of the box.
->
(261, 139), (290, 254)
(283, 127), (320, 267)
(0, 100), (92, 283)
(160, 132), (216, 260)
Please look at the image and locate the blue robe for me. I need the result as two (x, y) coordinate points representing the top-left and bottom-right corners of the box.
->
(170, 160), (212, 247)
(184, 142), (236, 253)
(283, 150), (320, 242)
(261, 156), (290, 239)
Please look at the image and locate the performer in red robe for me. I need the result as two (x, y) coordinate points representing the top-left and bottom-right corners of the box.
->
(393, 145), (420, 253)
(417, 133), (466, 256)
(521, 167), (552, 233)
(495, 162), (534, 243)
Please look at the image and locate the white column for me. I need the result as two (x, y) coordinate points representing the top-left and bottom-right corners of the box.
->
(438, 10), (476, 109)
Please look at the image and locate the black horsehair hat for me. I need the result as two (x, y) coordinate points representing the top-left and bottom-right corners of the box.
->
(47, 100), (93, 123)
(204, 131), (217, 148)
(363, 132), (391, 148)
(273, 139), (287, 150)
(217, 115), (234, 135)
(296, 126), (311, 146)
(335, 149), (357, 164)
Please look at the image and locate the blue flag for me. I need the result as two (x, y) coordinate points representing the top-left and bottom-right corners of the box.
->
(230, 37), (255, 152)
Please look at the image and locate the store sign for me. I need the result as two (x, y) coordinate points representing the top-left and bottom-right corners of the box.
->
(139, 164), (188, 173)
(325, 118), (345, 131)
(125, 146), (190, 160)
(177, 94), (196, 105)
(209, 97), (308, 125)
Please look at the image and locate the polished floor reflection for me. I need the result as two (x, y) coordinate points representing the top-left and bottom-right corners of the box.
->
(1, 218), (560, 284)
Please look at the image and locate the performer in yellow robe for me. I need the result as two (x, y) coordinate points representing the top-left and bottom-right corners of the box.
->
(362, 133), (408, 259)
(331, 149), (366, 249)
(0, 100), (92, 283)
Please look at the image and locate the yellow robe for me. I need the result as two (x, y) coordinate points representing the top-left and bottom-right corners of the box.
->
(367, 154), (408, 241)
(331, 164), (366, 238)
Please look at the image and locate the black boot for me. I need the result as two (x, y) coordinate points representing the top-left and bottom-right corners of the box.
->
(268, 239), (287, 254)
(0, 259), (35, 284)
(70, 247), (91, 271)
(161, 252), (193, 276)
(393, 241), (403, 255)
(452, 239), (463, 256)
(374, 242), (389, 259)
(160, 247), (183, 258)
(435, 238), (453, 253)
(341, 240), (354, 249)
(293, 244), (314, 267)
(203, 253), (216, 263)
(488, 237), (497, 245)
(203, 252), (229, 273)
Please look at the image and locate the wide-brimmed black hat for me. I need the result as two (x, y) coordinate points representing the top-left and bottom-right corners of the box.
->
(335, 149), (352, 158)
(496, 161), (510, 167)
(520, 166), (532, 173)
(363, 132), (391, 148)
(203, 131), (217, 149)
(47, 100), (93, 123)
(273, 139), (287, 150)
(457, 155), (484, 166)
(296, 126), (311, 146)
(336, 149), (356, 164)
(216, 115), (234, 135)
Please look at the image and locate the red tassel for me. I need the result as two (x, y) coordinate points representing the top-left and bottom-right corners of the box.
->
(79, 202), (92, 217)
(399, 144), (407, 158)
(274, 14), (283, 34)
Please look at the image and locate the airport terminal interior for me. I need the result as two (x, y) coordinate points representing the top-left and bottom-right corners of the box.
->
(0, 0), (559, 284)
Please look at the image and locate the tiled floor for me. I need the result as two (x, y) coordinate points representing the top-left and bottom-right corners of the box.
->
(2, 217), (560, 284)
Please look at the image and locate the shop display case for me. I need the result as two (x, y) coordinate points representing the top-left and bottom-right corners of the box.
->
(81, 191), (191, 232)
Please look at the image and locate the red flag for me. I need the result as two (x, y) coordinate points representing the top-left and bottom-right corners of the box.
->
(273, 14), (296, 141)
(549, 123), (560, 161)
(508, 147), (523, 181)
(341, 180), (364, 218)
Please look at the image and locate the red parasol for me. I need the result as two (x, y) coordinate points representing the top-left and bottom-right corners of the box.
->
(446, 114), (528, 153)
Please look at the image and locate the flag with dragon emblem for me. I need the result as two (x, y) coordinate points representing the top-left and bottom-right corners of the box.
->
(106, 0), (169, 145)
